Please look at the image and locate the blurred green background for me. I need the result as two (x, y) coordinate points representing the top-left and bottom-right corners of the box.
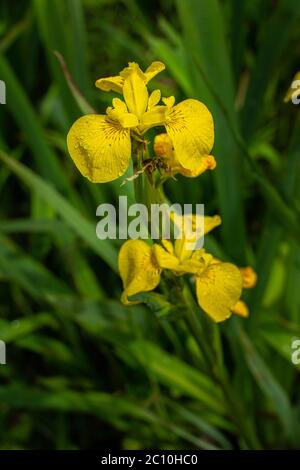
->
(0, 0), (300, 450)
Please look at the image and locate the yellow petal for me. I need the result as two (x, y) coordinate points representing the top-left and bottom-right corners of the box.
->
(154, 133), (174, 159)
(119, 240), (161, 304)
(239, 266), (257, 289)
(95, 75), (124, 93)
(154, 133), (216, 178)
(144, 61), (165, 83)
(67, 114), (131, 183)
(162, 96), (175, 107)
(203, 215), (222, 235)
(140, 106), (169, 128)
(171, 214), (221, 259)
(165, 99), (214, 171)
(153, 244), (180, 271)
(196, 262), (242, 322)
(161, 239), (174, 254)
(106, 100), (139, 128)
(121, 63), (149, 117)
(154, 243), (202, 275)
(179, 155), (217, 177)
(148, 89), (161, 109)
(112, 98), (127, 112)
(177, 259), (204, 274)
(231, 300), (249, 318)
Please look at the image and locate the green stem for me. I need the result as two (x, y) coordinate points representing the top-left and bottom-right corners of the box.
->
(132, 139), (144, 204)
(181, 282), (262, 449)
(129, 138), (261, 448)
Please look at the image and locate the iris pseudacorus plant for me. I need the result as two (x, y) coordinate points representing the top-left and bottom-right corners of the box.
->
(66, 61), (256, 323)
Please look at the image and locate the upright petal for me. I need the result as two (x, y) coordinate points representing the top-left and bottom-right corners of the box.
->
(106, 98), (139, 128)
(121, 63), (149, 117)
(171, 214), (221, 260)
(196, 262), (242, 322)
(165, 99), (214, 171)
(148, 90), (161, 109)
(119, 240), (161, 304)
(144, 61), (165, 83)
(67, 114), (131, 183)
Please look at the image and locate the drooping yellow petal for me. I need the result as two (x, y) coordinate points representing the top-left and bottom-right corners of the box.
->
(165, 99), (214, 171)
(119, 240), (161, 305)
(239, 266), (257, 289)
(121, 63), (149, 117)
(144, 61), (165, 83)
(67, 114), (131, 183)
(95, 75), (124, 93)
(179, 155), (217, 177)
(196, 262), (242, 322)
(154, 133), (216, 178)
(231, 300), (249, 318)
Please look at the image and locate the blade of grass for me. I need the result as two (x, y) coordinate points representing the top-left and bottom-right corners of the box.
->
(129, 340), (227, 415)
(0, 54), (80, 205)
(175, 0), (247, 262)
(241, 0), (300, 140)
(0, 150), (118, 271)
(240, 328), (295, 440)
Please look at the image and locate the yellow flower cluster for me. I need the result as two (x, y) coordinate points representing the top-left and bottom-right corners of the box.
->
(119, 214), (256, 322)
(66, 61), (257, 323)
(67, 61), (215, 182)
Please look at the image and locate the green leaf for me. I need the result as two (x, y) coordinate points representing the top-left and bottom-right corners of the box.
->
(240, 329), (295, 438)
(0, 150), (118, 271)
(175, 0), (247, 262)
(0, 55), (79, 202)
(0, 313), (56, 343)
(0, 234), (71, 300)
(129, 340), (227, 415)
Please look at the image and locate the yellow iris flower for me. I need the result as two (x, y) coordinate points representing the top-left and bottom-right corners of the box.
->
(67, 61), (215, 183)
(118, 215), (256, 323)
